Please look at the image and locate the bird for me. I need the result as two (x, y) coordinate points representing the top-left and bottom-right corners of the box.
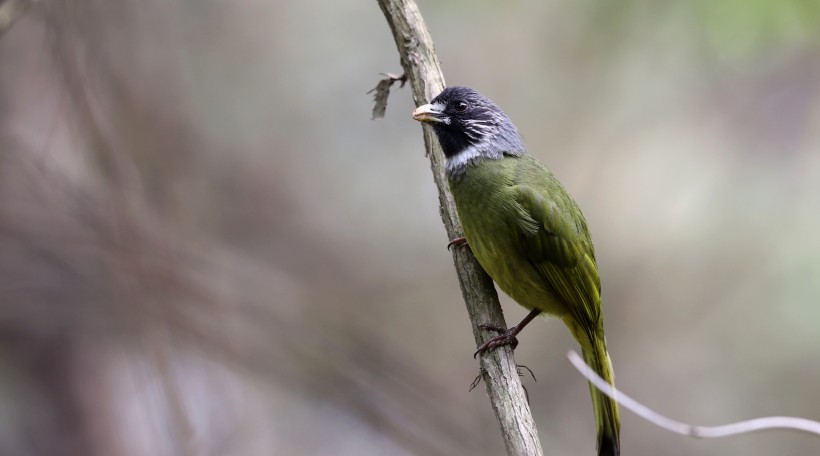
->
(412, 86), (620, 456)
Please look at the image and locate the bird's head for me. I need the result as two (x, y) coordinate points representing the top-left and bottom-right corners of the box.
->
(412, 86), (524, 176)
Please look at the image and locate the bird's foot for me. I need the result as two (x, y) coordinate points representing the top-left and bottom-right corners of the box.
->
(473, 324), (519, 358)
(447, 237), (469, 251)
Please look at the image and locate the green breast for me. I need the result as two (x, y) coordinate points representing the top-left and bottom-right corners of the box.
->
(448, 155), (567, 315)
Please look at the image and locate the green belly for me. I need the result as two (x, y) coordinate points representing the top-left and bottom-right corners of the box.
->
(449, 159), (567, 317)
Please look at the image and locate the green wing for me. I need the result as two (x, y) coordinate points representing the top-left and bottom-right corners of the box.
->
(510, 183), (602, 327)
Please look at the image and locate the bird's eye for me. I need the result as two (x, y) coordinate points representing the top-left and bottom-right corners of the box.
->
(454, 101), (469, 112)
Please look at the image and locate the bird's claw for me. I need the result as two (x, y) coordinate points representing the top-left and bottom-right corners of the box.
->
(473, 326), (519, 358)
(447, 237), (469, 251)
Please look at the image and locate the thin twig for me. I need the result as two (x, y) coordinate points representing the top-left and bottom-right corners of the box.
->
(375, 1), (543, 454)
(567, 350), (820, 438)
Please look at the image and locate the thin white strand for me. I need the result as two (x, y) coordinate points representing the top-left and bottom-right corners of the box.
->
(567, 350), (820, 438)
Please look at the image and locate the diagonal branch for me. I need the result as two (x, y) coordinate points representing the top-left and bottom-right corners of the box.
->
(375, 1), (543, 454)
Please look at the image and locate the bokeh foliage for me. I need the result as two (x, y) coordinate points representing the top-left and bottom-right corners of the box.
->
(1, 0), (819, 455)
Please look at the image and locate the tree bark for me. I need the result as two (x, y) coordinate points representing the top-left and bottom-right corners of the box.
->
(375, 1), (544, 455)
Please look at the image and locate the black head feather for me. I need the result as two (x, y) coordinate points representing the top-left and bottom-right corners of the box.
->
(414, 86), (525, 177)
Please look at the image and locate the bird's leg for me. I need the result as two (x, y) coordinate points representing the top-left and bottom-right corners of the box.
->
(447, 237), (469, 251)
(474, 308), (542, 358)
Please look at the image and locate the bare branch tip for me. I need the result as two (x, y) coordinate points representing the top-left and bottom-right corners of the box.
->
(368, 72), (407, 120)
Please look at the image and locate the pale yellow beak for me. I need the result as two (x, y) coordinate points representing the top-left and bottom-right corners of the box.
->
(412, 102), (447, 124)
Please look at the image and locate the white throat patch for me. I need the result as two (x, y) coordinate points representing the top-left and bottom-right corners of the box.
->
(444, 143), (504, 176)
(445, 146), (483, 175)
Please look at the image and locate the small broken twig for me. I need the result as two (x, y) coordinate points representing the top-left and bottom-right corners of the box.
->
(368, 72), (406, 120)
(470, 364), (535, 405)
(517, 364), (537, 383)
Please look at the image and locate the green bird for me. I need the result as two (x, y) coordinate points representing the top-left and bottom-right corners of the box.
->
(412, 86), (620, 456)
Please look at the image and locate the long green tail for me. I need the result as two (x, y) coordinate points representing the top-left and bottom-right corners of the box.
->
(570, 320), (620, 456)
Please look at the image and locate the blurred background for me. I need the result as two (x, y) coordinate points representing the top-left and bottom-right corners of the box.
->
(1, 0), (819, 455)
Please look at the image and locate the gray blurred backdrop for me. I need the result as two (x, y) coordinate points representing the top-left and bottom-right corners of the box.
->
(1, 1), (819, 455)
